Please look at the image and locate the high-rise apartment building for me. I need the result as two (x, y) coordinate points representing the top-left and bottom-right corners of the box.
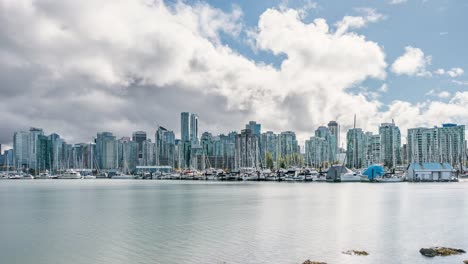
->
(346, 128), (366, 168)
(132, 131), (147, 159)
(407, 124), (466, 165)
(96, 132), (118, 170)
(379, 122), (402, 168)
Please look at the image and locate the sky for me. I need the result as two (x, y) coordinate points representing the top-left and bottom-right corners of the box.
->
(1, 0), (468, 150)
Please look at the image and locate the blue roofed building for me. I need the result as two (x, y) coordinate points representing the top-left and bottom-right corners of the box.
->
(407, 162), (453, 182)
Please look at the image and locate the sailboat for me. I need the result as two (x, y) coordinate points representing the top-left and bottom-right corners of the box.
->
(112, 146), (134, 179)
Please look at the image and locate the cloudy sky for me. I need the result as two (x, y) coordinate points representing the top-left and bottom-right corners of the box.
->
(1, 0), (467, 149)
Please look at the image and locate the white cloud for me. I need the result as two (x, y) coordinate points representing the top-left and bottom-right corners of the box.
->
(379, 83), (389, 92)
(452, 80), (468, 86)
(447, 67), (464, 77)
(388, 0), (408, 5)
(335, 8), (385, 35)
(391, 46), (432, 77)
(426, 89), (451, 99)
(434, 68), (445, 75)
(434, 67), (464, 77)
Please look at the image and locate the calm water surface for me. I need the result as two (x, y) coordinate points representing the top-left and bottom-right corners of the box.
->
(1, 180), (467, 264)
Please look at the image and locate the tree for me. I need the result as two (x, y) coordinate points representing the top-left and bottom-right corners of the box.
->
(265, 151), (274, 170)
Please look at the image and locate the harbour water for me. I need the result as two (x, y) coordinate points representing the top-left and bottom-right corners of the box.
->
(1, 180), (467, 264)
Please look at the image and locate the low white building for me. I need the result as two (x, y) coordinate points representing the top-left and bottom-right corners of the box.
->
(407, 162), (453, 182)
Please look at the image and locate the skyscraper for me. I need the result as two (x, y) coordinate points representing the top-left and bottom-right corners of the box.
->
(156, 126), (176, 166)
(96, 132), (118, 170)
(328, 121), (339, 151)
(235, 129), (260, 168)
(28, 127), (44, 170)
(181, 112), (190, 142)
(364, 132), (381, 166)
(346, 128), (366, 168)
(190, 114), (199, 144)
(246, 121), (261, 136)
(379, 122), (402, 168)
(181, 112), (199, 144)
(13, 131), (30, 168)
(407, 123), (466, 165)
(132, 131), (147, 159)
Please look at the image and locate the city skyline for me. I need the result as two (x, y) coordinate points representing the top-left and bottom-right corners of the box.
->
(3, 111), (466, 174)
(1, 0), (468, 152)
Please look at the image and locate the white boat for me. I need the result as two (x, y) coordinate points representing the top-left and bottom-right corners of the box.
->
(83, 175), (96, 179)
(315, 175), (327, 182)
(265, 175), (278, 181)
(111, 173), (134, 179)
(37, 171), (50, 179)
(240, 167), (257, 181)
(340, 172), (361, 182)
(374, 175), (404, 182)
(58, 170), (82, 179)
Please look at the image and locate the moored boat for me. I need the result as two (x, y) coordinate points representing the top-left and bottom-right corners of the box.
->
(58, 169), (82, 179)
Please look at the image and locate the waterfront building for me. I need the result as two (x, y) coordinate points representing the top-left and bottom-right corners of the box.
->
(49, 133), (66, 172)
(305, 126), (337, 168)
(364, 132), (381, 166)
(28, 127), (44, 170)
(132, 131), (147, 159)
(181, 112), (199, 144)
(1, 149), (13, 168)
(261, 131), (277, 166)
(180, 112), (199, 168)
(407, 124), (466, 166)
(96, 132), (118, 170)
(118, 138), (139, 173)
(379, 122), (402, 169)
(346, 128), (366, 168)
(315, 126), (337, 163)
(13, 131), (30, 169)
(235, 129), (260, 169)
(305, 136), (327, 168)
(277, 131), (300, 166)
(142, 139), (156, 166)
(406, 162), (453, 182)
(36, 134), (52, 171)
(155, 126), (176, 166)
(328, 121), (340, 151)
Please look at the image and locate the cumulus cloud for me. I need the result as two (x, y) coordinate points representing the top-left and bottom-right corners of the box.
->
(0, 0), (466, 148)
(426, 89), (451, 99)
(435, 67), (464, 77)
(391, 46), (432, 77)
(335, 8), (385, 35)
(452, 80), (468, 86)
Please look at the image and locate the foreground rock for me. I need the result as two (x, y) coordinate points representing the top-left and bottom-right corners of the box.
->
(302, 260), (326, 264)
(419, 247), (466, 257)
(342, 250), (369, 256)
(463, 260), (468, 264)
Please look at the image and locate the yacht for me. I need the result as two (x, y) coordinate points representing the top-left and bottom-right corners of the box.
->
(240, 167), (257, 181)
(83, 175), (97, 179)
(375, 174), (404, 183)
(58, 170), (82, 179)
(37, 171), (50, 179)
(340, 172), (361, 182)
(111, 172), (134, 179)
